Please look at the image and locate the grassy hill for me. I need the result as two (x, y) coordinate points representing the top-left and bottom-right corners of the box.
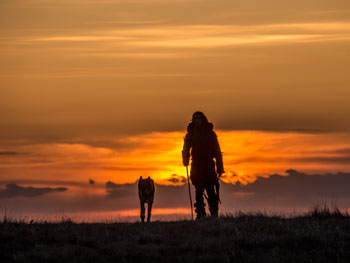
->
(1, 207), (350, 263)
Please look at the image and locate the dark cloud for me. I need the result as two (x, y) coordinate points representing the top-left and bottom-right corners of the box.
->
(338, 148), (350, 154)
(25, 161), (158, 172)
(154, 184), (189, 208)
(89, 179), (95, 185)
(219, 169), (350, 210)
(0, 179), (90, 187)
(104, 179), (189, 207)
(230, 169), (350, 197)
(3, 170), (350, 216)
(0, 151), (20, 156)
(228, 154), (350, 165)
(166, 174), (187, 184)
(105, 181), (118, 189)
(105, 181), (136, 198)
(0, 183), (67, 198)
(325, 148), (350, 155)
(291, 157), (350, 164)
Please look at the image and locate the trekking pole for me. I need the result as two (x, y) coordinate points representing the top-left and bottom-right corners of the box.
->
(186, 166), (193, 220)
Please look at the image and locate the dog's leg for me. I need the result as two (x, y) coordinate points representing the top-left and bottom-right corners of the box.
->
(147, 202), (153, 222)
(140, 201), (145, 222)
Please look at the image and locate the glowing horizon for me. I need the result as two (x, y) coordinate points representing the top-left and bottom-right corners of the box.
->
(1, 130), (349, 187)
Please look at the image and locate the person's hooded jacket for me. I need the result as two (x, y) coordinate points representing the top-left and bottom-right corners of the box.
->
(182, 121), (224, 185)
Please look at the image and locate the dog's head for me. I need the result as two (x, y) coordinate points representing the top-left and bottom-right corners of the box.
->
(139, 176), (154, 196)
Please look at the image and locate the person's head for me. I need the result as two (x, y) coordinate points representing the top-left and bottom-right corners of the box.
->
(192, 111), (208, 127)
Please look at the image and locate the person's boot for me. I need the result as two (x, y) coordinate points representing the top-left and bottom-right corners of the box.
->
(194, 202), (206, 219)
(209, 209), (218, 218)
(208, 191), (219, 218)
(196, 210), (206, 220)
(209, 199), (218, 217)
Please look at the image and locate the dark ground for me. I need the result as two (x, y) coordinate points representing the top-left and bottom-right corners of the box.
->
(1, 207), (350, 263)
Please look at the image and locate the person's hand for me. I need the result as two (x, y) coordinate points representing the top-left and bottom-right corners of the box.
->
(218, 173), (222, 178)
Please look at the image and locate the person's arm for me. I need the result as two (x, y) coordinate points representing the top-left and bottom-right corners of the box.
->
(213, 132), (225, 175)
(182, 133), (191, 166)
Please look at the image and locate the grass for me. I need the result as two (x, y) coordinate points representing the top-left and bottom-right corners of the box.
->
(1, 206), (350, 263)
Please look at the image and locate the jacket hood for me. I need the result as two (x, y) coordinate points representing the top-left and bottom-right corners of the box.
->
(187, 122), (214, 133)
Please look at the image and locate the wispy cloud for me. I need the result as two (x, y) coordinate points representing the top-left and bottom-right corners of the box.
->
(129, 34), (341, 48)
(31, 36), (129, 42)
(25, 22), (350, 48)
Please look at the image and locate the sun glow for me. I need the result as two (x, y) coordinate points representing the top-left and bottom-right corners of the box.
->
(1, 131), (349, 187)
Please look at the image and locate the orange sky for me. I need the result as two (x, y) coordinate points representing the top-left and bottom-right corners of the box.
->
(1, 131), (349, 186)
(1, 0), (350, 219)
(1, 0), (350, 139)
(0, 130), (349, 221)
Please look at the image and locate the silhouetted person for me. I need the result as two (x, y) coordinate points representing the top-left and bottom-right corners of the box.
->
(138, 176), (155, 222)
(182, 111), (224, 219)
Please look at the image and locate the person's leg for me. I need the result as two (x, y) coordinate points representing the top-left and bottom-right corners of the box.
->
(147, 202), (153, 222)
(206, 184), (219, 217)
(140, 201), (145, 222)
(194, 185), (206, 219)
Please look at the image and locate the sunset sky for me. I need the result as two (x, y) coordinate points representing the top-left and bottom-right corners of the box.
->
(0, 0), (349, 221)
